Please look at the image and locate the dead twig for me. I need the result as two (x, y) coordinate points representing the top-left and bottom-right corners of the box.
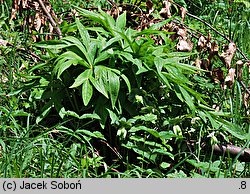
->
(240, 80), (250, 95)
(213, 144), (250, 162)
(0, 39), (42, 62)
(185, 140), (250, 162)
(37, 0), (62, 39)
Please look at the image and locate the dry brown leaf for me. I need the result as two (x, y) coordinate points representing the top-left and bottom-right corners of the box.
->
(210, 41), (219, 53)
(212, 104), (220, 111)
(160, 0), (171, 18)
(22, 0), (29, 9)
(34, 13), (42, 31)
(207, 42), (219, 65)
(10, 8), (17, 20)
(219, 42), (237, 68)
(194, 58), (202, 69)
(177, 39), (193, 52)
(0, 39), (8, 46)
(236, 60), (244, 79)
(225, 68), (235, 88)
(197, 35), (207, 51)
(236, 60), (244, 66)
(180, 7), (187, 23)
(176, 27), (187, 38)
(200, 59), (209, 70)
(212, 68), (224, 84)
(243, 92), (249, 108)
(146, 0), (154, 14)
(169, 25), (179, 41)
(33, 1), (40, 11)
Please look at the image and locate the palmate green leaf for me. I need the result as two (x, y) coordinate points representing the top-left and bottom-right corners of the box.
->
(62, 36), (93, 66)
(216, 118), (249, 141)
(202, 110), (249, 140)
(117, 51), (148, 74)
(90, 66), (109, 99)
(54, 51), (90, 78)
(152, 148), (174, 160)
(129, 126), (160, 138)
(68, 69), (93, 106)
(102, 36), (121, 51)
(54, 58), (77, 79)
(171, 61), (204, 73)
(90, 76), (109, 99)
(133, 113), (158, 124)
(116, 11), (126, 31)
(182, 84), (207, 105)
(160, 56), (203, 73)
(156, 57), (192, 86)
(59, 107), (100, 120)
(136, 39), (155, 56)
(98, 8), (116, 32)
(178, 85), (196, 111)
(75, 18), (90, 50)
(120, 74), (131, 93)
(94, 51), (110, 65)
(35, 40), (69, 49)
(77, 6), (115, 35)
(70, 69), (92, 88)
(107, 109), (119, 124)
(108, 70), (120, 109)
(154, 57), (171, 89)
(164, 65), (191, 84)
(114, 30), (134, 51)
(134, 29), (173, 37)
(73, 6), (105, 25)
(82, 78), (93, 106)
(36, 105), (52, 124)
(75, 129), (105, 140)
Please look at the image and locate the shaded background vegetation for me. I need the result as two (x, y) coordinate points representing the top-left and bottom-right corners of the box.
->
(0, 0), (249, 177)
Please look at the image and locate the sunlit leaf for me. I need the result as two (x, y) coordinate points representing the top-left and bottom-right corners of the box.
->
(76, 18), (90, 50)
(82, 78), (93, 106)
(69, 69), (93, 88)
(108, 70), (120, 109)
(116, 11), (126, 31)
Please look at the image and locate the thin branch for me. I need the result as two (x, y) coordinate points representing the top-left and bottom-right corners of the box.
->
(186, 12), (249, 62)
(37, 0), (62, 39)
(187, 12), (231, 42)
(172, 1), (249, 62)
(5, 41), (42, 62)
(186, 141), (250, 162)
(213, 144), (250, 162)
(240, 80), (250, 95)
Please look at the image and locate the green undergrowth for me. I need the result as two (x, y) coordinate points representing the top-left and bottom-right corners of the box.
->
(0, 0), (249, 177)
